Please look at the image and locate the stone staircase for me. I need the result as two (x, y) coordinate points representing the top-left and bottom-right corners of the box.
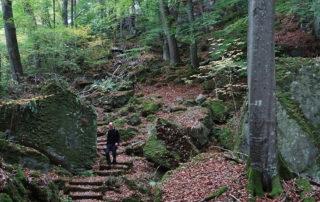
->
(64, 136), (134, 201)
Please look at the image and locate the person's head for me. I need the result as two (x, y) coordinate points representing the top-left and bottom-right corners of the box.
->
(109, 122), (114, 130)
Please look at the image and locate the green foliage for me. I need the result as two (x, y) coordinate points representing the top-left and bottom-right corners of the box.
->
(141, 101), (162, 117)
(215, 128), (233, 150)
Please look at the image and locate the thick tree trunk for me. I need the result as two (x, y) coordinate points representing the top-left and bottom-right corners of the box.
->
(62, 0), (68, 27)
(163, 37), (170, 61)
(186, 0), (199, 68)
(71, 0), (74, 27)
(248, 0), (278, 193)
(53, 0), (56, 28)
(23, 1), (41, 70)
(159, 0), (180, 64)
(1, 0), (23, 82)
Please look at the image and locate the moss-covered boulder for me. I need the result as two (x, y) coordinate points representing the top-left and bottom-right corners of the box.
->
(238, 58), (320, 181)
(127, 113), (141, 126)
(0, 139), (51, 172)
(202, 99), (229, 123)
(141, 101), (162, 117)
(0, 83), (97, 172)
(1, 167), (62, 202)
(143, 119), (199, 169)
(101, 90), (135, 108)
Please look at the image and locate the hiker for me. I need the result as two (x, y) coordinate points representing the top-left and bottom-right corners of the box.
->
(105, 122), (120, 165)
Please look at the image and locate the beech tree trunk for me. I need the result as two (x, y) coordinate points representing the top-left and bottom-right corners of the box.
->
(1, 0), (23, 82)
(186, 0), (199, 68)
(248, 0), (278, 193)
(163, 37), (170, 61)
(62, 0), (68, 27)
(159, 0), (180, 64)
(199, 0), (209, 33)
(71, 0), (74, 27)
(53, 0), (56, 28)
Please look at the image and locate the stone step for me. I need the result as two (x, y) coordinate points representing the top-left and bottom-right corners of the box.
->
(70, 191), (103, 200)
(99, 164), (129, 170)
(100, 160), (133, 167)
(69, 177), (105, 186)
(66, 185), (105, 192)
(94, 169), (125, 176)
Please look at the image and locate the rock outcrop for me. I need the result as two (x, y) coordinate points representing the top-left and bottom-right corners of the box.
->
(0, 83), (97, 172)
(239, 58), (320, 181)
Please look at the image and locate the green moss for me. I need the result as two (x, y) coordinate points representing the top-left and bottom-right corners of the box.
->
(269, 176), (283, 198)
(295, 179), (315, 201)
(143, 133), (171, 169)
(202, 99), (228, 123)
(204, 186), (228, 201)
(0, 193), (13, 202)
(146, 114), (157, 122)
(247, 168), (264, 196)
(215, 128), (233, 150)
(161, 171), (171, 182)
(141, 101), (162, 117)
(54, 167), (72, 177)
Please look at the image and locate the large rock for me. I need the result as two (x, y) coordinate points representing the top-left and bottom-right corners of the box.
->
(143, 119), (199, 169)
(0, 139), (51, 172)
(0, 83), (97, 172)
(238, 58), (320, 181)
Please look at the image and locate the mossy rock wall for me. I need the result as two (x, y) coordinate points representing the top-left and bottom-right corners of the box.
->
(238, 58), (320, 181)
(0, 84), (97, 172)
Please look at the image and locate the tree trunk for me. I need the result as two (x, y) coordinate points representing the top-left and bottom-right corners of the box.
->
(62, 0), (68, 27)
(199, 0), (209, 33)
(120, 17), (124, 38)
(163, 37), (170, 61)
(23, 1), (41, 70)
(186, 0), (199, 68)
(247, 0), (278, 194)
(53, 0), (56, 28)
(74, 0), (77, 27)
(159, 0), (180, 65)
(71, 0), (74, 27)
(1, 0), (23, 82)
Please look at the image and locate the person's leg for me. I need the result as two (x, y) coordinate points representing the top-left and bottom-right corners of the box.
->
(112, 145), (117, 164)
(105, 144), (111, 165)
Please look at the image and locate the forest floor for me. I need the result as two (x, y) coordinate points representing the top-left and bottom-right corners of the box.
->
(2, 41), (320, 202)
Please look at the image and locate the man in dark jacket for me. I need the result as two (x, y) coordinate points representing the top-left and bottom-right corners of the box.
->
(106, 122), (120, 165)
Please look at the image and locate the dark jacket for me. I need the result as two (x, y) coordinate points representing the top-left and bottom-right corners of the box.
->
(107, 129), (120, 145)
